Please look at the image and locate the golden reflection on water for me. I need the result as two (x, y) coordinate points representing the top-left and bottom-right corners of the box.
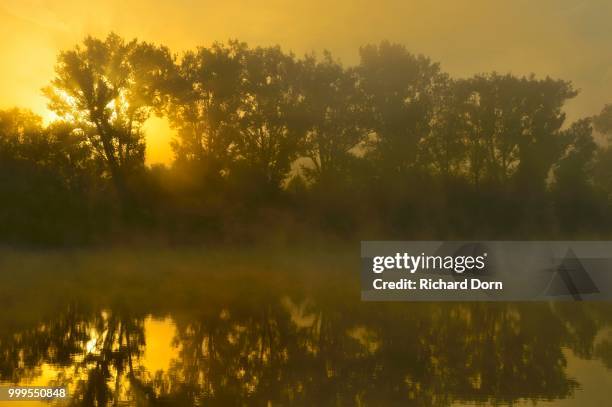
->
(142, 317), (178, 376)
(0, 314), (179, 406)
(0, 249), (611, 406)
(0, 310), (612, 407)
(2, 305), (612, 406)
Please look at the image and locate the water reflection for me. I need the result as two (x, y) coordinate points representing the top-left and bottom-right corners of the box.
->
(1, 259), (612, 405)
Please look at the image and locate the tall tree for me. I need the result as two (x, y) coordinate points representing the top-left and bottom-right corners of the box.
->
(299, 52), (366, 183)
(169, 41), (246, 178)
(355, 42), (447, 175)
(421, 77), (467, 181)
(43, 33), (174, 197)
(552, 119), (599, 233)
(453, 74), (576, 190)
(233, 46), (306, 191)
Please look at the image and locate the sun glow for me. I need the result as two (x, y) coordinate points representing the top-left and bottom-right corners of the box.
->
(41, 109), (61, 125)
(143, 115), (175, 166)
(1, 0), (611, 167)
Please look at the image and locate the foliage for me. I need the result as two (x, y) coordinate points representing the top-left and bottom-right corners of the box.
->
(1, 34), (611, 244)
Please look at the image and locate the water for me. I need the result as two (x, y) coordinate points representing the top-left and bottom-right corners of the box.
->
(0, 248), (611, 406)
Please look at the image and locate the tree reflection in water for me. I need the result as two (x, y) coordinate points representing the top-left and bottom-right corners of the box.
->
(1, 295), (612, 405)
(0, 249), (611, 406)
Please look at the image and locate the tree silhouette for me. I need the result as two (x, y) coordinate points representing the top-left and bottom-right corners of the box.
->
(43, 33), (173, 202)
(299, 52), (366, 184)
(4, 289), (611, 405)
(356, 42), (447, 175)
(169, 41), (246, 181)
(232, 45), (307, 193)
(552, 119), (601, 233)
(593, 104), (612, 141)
(0, 34), (609, 242)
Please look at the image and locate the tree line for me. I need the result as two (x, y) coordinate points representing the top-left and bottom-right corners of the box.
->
(1, 33), (611, 244)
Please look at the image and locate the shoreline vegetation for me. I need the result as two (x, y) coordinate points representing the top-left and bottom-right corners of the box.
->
(0, 33), (611, 246)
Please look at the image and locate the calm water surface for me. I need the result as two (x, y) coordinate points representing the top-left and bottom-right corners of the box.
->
(0, 248), (611, 406)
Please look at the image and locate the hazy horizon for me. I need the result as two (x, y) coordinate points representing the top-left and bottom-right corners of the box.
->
(1, 0), (611, 165)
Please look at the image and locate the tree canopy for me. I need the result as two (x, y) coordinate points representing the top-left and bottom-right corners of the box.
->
(0, 33), (610, 244)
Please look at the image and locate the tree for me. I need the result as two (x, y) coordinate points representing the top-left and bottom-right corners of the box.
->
(355, 42), (447, 175)
(299, 52), (366, 184)
(421, 77), (467, 181)
(591, 104), (612, 223)
(552, 119), (599, 233)
(0, 108), (43, 159)
(43, 33), (174, 199)
(593, 104), (612, 142)
(169, 41), (246, 179)
(233, 45), (306, 192)
(0, 109), (98, 243)
(452, 74), (576, 190)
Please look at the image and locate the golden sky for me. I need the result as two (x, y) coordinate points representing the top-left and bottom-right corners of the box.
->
(1, 0), (611, 165)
